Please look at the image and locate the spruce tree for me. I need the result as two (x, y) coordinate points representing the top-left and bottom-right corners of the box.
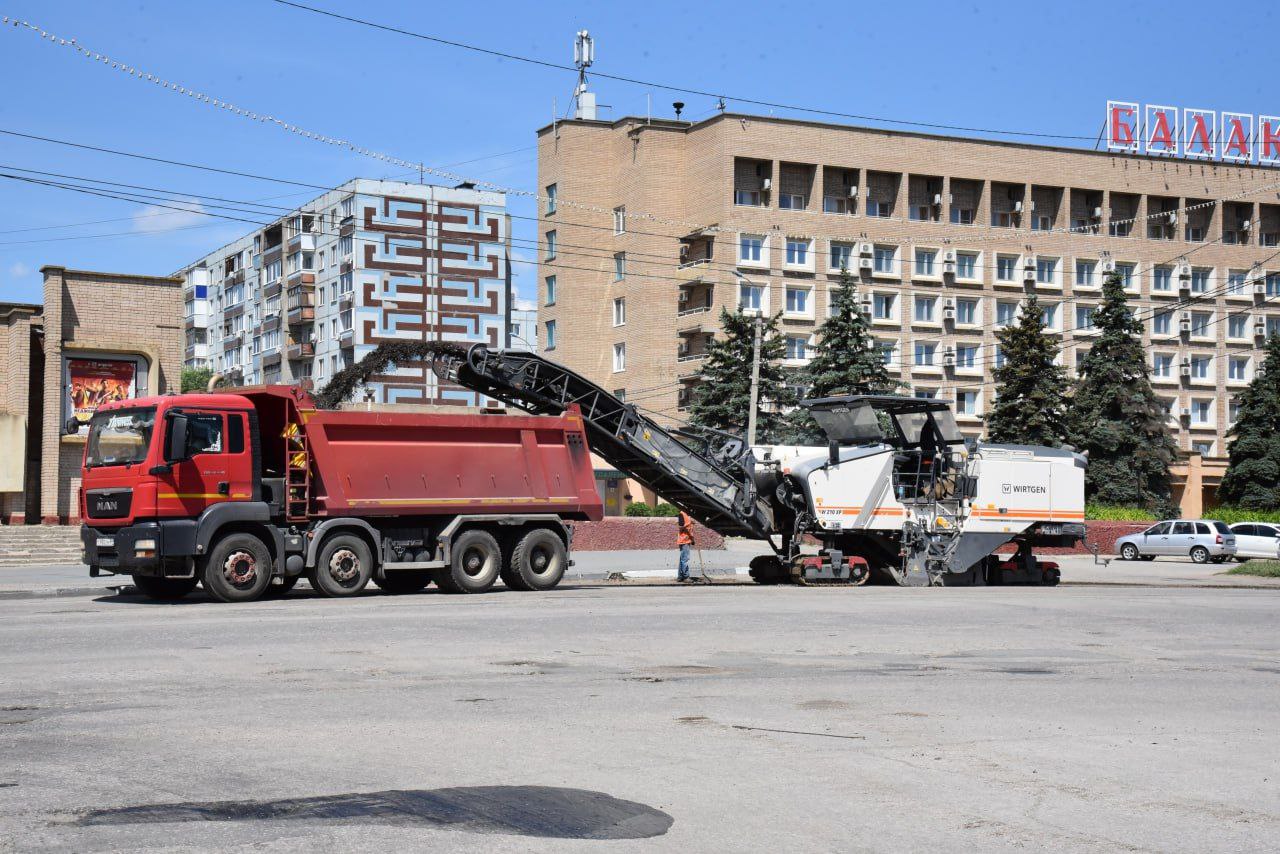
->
(1218, 334), (1280, 508)
(688, 308), (798, 444)
(1068, 271), (1178, 514)
(986, 294), (1069, 447)
(790, 270), (895, 442)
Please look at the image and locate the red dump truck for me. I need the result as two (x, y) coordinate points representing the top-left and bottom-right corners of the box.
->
(77, 385), (603, 602)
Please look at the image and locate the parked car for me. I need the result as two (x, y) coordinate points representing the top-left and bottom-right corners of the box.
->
(1227, 522), (1280, 561)
(1115, 520), (1237, 564)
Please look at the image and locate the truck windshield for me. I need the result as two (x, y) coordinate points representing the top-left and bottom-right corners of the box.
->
(86, 407), (156, 468)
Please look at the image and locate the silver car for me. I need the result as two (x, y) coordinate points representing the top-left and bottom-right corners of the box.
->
(1115, 520), (1237, 564)
(1227, 522), (1280, 561)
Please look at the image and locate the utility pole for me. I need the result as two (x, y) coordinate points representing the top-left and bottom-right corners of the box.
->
(746, 311), (762, 447)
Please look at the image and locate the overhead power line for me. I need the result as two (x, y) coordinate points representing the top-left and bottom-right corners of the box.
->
(265, 0), (1097, 142)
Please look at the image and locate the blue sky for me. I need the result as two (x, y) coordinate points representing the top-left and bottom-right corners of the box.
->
(1, 0), (1277, 306)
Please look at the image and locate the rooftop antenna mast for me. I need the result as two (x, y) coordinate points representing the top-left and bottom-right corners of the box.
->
(573, 30), (596, 120)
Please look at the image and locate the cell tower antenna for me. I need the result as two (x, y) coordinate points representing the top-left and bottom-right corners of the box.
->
(572, 30), (597, 120)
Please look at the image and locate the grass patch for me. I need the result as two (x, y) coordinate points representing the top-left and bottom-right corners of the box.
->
(1207, 507), (1280, 525)
(1224, 560), (1280, 578)
(1085, 503), (1156, 521)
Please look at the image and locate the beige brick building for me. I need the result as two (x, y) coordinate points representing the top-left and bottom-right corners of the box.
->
(0, 268), (183, 524)
(538, 113), (1280, 510)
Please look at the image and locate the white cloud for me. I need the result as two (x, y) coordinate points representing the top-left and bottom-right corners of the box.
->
(132, 200), (208, 233)
(8, 262), (31, 278)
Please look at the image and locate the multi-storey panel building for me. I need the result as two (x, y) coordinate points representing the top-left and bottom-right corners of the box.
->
(538, 113), (1280, 469)
(181, 179), (510, 406)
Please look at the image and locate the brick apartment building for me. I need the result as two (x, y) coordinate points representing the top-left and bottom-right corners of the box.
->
(0, 268), (183, 524)
(179, 179), (512, 406)
(537, 112), (1280, 511)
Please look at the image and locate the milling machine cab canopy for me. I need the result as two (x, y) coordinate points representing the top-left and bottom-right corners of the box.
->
(802, 395), (965, 452)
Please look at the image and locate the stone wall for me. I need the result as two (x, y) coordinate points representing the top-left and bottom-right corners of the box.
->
(571, 517), (725, 551)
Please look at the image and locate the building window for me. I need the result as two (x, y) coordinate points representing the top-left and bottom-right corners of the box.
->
(873, 246), (896, 274)
(1191, 312), (1211, 337)
(994, 345), (1006, 369)
(612, 342), (626, 373)
(996, 301), (1017, 327)
(956, 390), (979, 415)
(613, 206), (626, 234)
(1227, 271), (1247, 297)
(1269, 316), (1280, 338)
(785, 286), (810, 315)
(739, 283), (764, 312)
(613, 297), (626, 327)
(1190, 268), (1211, 294)
(614, 252), (626, 281)
(1153, 266), (1173, 292)
(1230, 399), (1242, 422)
(914, 248), (937, 277)
(955, 344), (978, 369)
(956, 252), (978, 279)
(338, 272), (353, 294)
(779, 193), (806, 210)
(785, 238), (810, 266)
(340, 196), (354, 218)
(1075, 259), (1096, 287)
(1229, 356), (1249, 381)
(866, 200), (889, 218)
(955, 298), (978, 325)
(1075, 305), (1096, 330)
(829, 242), (853, 271)
(1116, 263), (1136, 289)
(735, 189), (761, 206)
(1228, 315), (1247, 339)
(740, 234), (764, 264)
(338, 236), (353, 257)
(914, 296), (937, 323)
(914, 342), (937, 366)
(545, 230), (557, 261)
(1041, 303), (1059, 329)
(1192, 440), (1214, 456)
(545, 320), (557, 350)
(1191, 399), (1212, 424)
(545, 275), (557, 306)
(1190, 355), (1211, 379)
(1266, 273), (1280, 297)
(877, 340), (896, 366)
(545, 183), (557, 215)
(872, 293), (895, 320)
(1153, 312), (1172, 336)
(823, 195), (849, 214)
(1036, 257), (1058, 284)
(996, 255), (1017, 282)
(785, 336), (808, 360)
(1153, 354), (1173, 377)
(263, 259), (282, 284)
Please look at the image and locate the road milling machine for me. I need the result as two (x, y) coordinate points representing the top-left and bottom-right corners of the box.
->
(332, 344), (1087, 587)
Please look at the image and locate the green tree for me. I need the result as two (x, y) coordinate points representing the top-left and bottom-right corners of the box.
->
(1218, 334), (1280, 508)
(688, 308), (798, 444)
(790, 270), (895, 442)
(180, 366), (213, 393)
(986, 294), (1070, 447)
(1068, 272), (1178, 515)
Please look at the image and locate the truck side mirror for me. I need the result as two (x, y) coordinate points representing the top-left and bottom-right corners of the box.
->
(65, 417), (82, 436)
(165, 414), (190, 464)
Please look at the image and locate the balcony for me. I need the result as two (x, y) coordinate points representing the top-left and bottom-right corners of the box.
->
(285, 269), (316, 286)
(286, 341), (315, 360)
(338, 327), (355, 347)
(287, 232), (316, 252)
(222, 332), (243, 349)
(677, 304), (712, 318)
(287, 305), (315, 325)
(338, 290), (355, 310)
(676, 258), (715, 285)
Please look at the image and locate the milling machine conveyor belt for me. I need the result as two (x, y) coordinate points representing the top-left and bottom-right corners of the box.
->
(434, 345), (776, 540)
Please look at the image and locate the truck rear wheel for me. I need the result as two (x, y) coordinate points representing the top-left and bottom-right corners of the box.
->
(436, 529), (501, 593)
(310, 534), (374, 597)
(374, 570), (432, 594)
(131, 575), (198, 600)
(201, 534), (273, 603)
(510, 528), (567, 591)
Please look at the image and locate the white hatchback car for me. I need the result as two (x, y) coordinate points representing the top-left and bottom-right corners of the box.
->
(1227, 523), (1280, 561)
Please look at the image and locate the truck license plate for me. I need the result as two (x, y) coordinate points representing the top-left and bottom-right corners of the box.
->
(96, 537), (114, 548)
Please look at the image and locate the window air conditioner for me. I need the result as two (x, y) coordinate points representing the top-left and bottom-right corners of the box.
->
(1023, 255), (1037, 270)
(847, 185), (859, 198)
(1180, 407), (1191, 418)
(1180, 360), (1192, 377)
(932, 193), (943, 206)
(943, 304), (956, 321)
(1255, 282), (1268, 296)
(942, 347), (955, 367)
(1093, 207), (1104, 219)
(1242, 219), (1252, 230)
(859, 242), (873, 255)
(859, 257), (874, 270)
(943, 260), (957, 276)
(1100, 259), (1116, 272)
(761, 178), (772, 191)
(678, 290), (689, 303)
(1255, 320), (1267, 337)
(942, 250), (956, 262)
(1179, 313), (1192, 332)
(1013, 201), (1024, 213)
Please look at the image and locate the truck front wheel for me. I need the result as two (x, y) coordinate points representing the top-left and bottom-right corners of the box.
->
(201, 534), (273, 603)
(510, 528), (567, 591)
(310, 534), (374, 597)
(131, 575), (198, 600)
(437, 529), (501, 593)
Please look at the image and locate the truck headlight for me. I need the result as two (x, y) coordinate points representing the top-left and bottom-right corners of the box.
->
(134, 538), (157, 557)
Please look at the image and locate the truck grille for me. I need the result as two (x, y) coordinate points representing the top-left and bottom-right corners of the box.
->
(87, 489), (132, 519)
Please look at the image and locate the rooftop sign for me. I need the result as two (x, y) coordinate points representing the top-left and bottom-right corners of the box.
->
(1107, 101), (1280, 167)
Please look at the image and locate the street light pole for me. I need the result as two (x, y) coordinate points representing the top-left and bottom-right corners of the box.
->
(746, 311), (763, 447)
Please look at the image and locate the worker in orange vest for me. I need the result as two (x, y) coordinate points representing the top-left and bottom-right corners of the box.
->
(676, 510), (696, 583)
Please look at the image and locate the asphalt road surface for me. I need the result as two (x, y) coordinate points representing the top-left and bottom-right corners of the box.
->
(1, 582), (1277, 852)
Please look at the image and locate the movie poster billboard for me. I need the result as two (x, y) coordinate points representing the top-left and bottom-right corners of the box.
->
(67, 358), (137, 424)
